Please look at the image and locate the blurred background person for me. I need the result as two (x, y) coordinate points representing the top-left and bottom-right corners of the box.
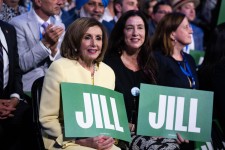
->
(195, 0), (221, 51)
(0, 0), (28, 22)
(102, 0), (115, 22)
(198, 22), (225, 134)
(171, 0), (204, 52)
(102, 0), (139, 35)
(139, 0), (157, 20)
(54, 0), (78, 29)
(76, 0), (108, 22)
(148, 1), (172, 36)
(63, 0), (109, 28)
(39, 17), (120, 150)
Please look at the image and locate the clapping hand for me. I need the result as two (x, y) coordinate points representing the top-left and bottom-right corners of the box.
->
(42, 24), (64, 56)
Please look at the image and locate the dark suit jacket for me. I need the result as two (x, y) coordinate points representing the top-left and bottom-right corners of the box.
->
(0, 20), (30, 150)
(102, 19), (116, 36)
(0, 20), (23, 99)
(154, 50), (199, 89)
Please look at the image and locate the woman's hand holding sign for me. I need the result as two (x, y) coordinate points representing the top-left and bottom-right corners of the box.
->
(76, 135), (115, 150)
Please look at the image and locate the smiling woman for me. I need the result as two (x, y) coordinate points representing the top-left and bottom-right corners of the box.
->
(39, 17), (120, 150)
(79, 25), (103, 67)
(105, 10), (157, 129)
(104, 10), (159, 149)
(104, 10), (193, 150)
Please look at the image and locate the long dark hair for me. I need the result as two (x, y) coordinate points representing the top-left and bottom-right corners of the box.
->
(107, 10), (157, 83)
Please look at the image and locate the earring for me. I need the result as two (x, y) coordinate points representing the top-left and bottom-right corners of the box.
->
(74, 48), (77, 52)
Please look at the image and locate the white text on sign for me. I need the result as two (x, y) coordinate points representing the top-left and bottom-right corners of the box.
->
(149, 95), (201, 133)
(75, 93), (124, 132)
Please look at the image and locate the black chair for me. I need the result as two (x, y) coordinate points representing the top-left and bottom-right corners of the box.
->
(31, 76), (45, 150)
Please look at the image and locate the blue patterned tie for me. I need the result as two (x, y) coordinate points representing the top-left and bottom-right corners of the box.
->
(42, 22), (49, 30)
(0, 40), (4, 96)
(40, 22), (49, 40)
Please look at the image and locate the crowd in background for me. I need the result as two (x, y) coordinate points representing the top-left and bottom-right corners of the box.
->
(0, 0), (224, 149)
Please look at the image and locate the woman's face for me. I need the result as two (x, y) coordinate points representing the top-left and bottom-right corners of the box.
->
(79, 25), (103, 62)
(173, 17), (193, 46)
(123, 16), (146, 51)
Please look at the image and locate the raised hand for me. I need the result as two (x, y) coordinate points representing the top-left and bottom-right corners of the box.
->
(42, 24), (64, 55)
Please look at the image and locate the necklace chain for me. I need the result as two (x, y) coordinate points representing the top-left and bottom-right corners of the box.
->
(91, 64), (97, 85)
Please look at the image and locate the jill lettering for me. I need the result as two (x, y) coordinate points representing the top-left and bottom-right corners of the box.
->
(75, 93), (124, 132)
(149, 95), (201, 133)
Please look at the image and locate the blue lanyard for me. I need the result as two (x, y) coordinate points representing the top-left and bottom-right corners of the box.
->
(178, 53), (196, 89)
(39, 26), (43, 40)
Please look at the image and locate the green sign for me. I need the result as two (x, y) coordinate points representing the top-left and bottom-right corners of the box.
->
(61, 83), (131, 142)
(137, 84), (213, 142)
(189, 50), (205, 65)
(217, 0), (225, 25)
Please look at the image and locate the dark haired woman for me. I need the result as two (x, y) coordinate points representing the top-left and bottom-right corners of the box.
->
(105, 10), (184, 150)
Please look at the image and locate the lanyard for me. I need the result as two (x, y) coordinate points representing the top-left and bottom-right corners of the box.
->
(39, 30), (43, 40)
(178, 53), (196, 89)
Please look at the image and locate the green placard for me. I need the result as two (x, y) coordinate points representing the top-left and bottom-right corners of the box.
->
(61, 83), (131, 142)
(189, 50), (205, 65)
(217, 0), (225, 25)
(137, 84), (213, 142)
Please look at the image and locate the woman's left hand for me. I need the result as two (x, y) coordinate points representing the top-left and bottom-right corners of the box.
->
(76, 135), (115, 150)
(176, 133), (189, 144)
(96, 135), (115, 150)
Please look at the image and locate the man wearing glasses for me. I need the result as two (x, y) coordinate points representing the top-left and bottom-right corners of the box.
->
(148, 1), (172, 36)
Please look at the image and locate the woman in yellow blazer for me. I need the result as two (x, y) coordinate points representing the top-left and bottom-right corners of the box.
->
(39, 17), (119, 150)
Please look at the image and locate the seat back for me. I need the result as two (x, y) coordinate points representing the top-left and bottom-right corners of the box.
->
(31, 76), (45, 150)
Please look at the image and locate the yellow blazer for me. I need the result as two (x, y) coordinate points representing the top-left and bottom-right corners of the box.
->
(39, 58), (119, 150)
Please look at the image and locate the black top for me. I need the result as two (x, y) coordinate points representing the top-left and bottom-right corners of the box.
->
(154, 51), (199, 89)
(105, 55), (150, 125)
(198, 59), (225, 131)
